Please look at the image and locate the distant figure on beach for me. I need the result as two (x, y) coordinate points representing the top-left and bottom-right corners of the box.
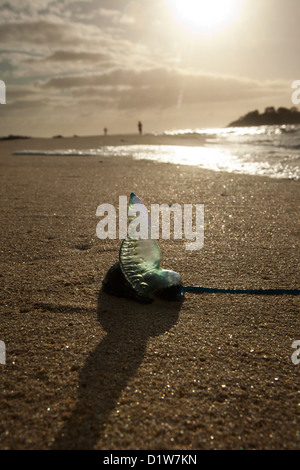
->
(104, 127), (108, 136)
(138, 121), (142, 135)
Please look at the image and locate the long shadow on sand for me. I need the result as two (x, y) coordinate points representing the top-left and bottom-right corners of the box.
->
(52, 289), (182, 449)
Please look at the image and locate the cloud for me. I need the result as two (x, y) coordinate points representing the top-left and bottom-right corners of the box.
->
(38, 67), (289, 111)
(0, 19), (137, 79)
(41, 67), (171, 89)
(99, 7), (135, 24)
(0, 19), (133, 52)
(0, 21), (73, 45)
(33, 50), (111, 63)
(0, 0), (297, 136)
(0, 1), (65, 25)
(99, 8), (120, 17)
(6, 84), (38, 100)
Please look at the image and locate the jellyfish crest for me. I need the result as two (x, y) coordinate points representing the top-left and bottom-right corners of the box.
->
(119, 193), (181, 299)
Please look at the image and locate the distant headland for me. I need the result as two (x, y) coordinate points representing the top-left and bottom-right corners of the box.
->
(228, 106), (300, 127)
(0, 134), (31, 141)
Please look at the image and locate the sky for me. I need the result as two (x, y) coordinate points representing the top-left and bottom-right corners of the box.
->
(0, 0), (299, 137)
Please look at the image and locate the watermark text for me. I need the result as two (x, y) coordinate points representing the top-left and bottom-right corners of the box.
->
(96, 196), (204, 251)
(291, 340), (300, 365)
(0, 340), (5, 365)
(291, 80), (300, 105)
(0, 80), (6, 104)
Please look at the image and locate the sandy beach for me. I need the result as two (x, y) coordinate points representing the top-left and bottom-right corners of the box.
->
(0, 134), (299, 450)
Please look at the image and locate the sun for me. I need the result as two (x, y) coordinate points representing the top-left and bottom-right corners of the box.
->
(171, 0), (239, 32)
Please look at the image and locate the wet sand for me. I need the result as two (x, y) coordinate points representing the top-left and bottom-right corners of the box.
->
(0, 134), (299, 450)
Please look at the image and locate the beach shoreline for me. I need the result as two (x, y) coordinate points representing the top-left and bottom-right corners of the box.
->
(0, 133), (207, 152)
(0, 135), (299, 450)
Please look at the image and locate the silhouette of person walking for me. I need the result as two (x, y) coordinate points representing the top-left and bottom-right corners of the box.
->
(138, 121), (142, 135)
(104, 127), (108, 136)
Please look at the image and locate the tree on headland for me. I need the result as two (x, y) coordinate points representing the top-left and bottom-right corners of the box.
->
(265, 106), (276, 114)
(228, 106), (300, 127)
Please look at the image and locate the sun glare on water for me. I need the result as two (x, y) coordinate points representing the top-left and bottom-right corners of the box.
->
(171, 0), (239, 32)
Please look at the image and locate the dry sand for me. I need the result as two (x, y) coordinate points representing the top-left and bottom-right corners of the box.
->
(0, 134), (299, 450)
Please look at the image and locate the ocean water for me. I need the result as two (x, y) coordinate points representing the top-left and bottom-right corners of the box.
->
(14, 125), (300, 181)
